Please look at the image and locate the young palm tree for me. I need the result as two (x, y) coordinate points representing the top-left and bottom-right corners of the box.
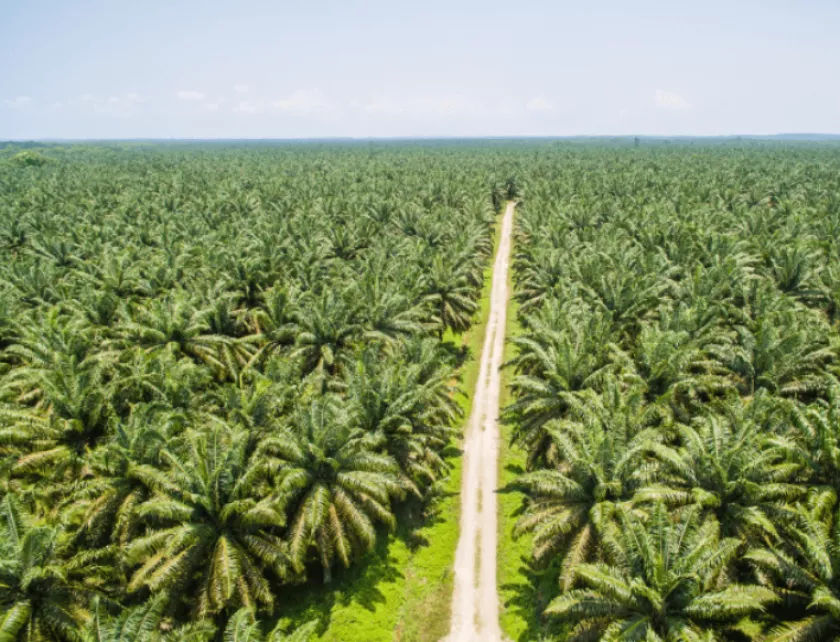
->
(546, 504), (777, 640)
(262, 396), (403, 583)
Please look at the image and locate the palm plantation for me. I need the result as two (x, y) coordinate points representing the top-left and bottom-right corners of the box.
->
(0, 143), (501, 640)
(4, 141), (840, 641)
(502, 143), (840, 641)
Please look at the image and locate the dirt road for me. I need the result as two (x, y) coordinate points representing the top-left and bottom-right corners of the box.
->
(446, 201), (514, 642)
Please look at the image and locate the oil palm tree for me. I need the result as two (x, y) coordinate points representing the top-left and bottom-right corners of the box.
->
(634, 396), (802, 542)
(746, 492), (840, 642)
(504, 304), (616, 465)
(513, 382), (655, 590)
(0, 356), (112, 485)
(546, 504), (777, 640)
(0, 496), (111, 642)
(214, 608), (318, 642)
(769, 387), (840, 492)
(242, 288), (298, 371)
(261, 396), (402, 583)
(65, 406), (170, 547)
(85, 595), (167, 642)
(126, 427), (289, 617)
(719, 310), (836, 397)
(290, 291), (361, 379)
(420, 256), (478, 338)
(344, 342), (459, 491)
(116, 297), (233, 380)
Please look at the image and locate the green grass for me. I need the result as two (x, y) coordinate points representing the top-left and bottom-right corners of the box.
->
(497, 208), (560, 642)
(274, 209), (505, 642)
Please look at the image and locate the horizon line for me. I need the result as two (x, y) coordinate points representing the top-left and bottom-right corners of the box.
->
(4, 133), (840, 144)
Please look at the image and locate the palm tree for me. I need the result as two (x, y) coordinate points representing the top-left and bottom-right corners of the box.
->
(747, 492), (840, 642)
(115, 297), (233, 380)
(0, 496), (111, 642)
(215, 608), (318, 642)
(242, 288), (298, 370)
(717, 309), (836, 397)
(126, 426), (289, 617)
(504, 303), (616, 465)
(420, 256), (478, 338)
(546, 504), (777, 640)
(85, 601), (318, 642)
(769, 386), (840, 492)
(262, 396), (402, 583)
(619, 315), (733, 415)
(513, 397), (646, 591)
(353, 276), (428, 345)
(290, 291), (361, 379)
(85, 595), (167, 642)
(65, 405), (170, 547)
(344, 342), (460, 491)
(764, 242), (824, 303)
(0, 356), (112, 486)
(634, 397), (802, 542)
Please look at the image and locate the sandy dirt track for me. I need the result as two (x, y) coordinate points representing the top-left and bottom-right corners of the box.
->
(445, 201), (514, 642)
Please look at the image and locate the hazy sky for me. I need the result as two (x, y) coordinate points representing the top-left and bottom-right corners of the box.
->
(1, 0), (838, 139)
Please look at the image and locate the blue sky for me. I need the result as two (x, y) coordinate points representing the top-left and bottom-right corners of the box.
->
(1, 0), (838, 139)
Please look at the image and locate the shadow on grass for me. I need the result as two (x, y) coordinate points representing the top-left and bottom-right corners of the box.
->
(272, 478), (456, 637)
(273, 530), (405, 636)
(439, 337), (471, 370)
(503, 463), (525, 476)
(501, 555), (566, 642)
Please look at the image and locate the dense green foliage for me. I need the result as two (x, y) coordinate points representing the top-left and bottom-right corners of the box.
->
(0, 144), (507, 641)
(504, 145), (840, 640)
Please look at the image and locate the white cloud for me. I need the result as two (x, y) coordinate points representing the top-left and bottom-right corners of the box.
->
(206, 103), (220, 111)
(362, 94), (486, 117)
(272, 89), (333, 113)
(235, 100), (263, 114)
(177, 90), (205, 101)
(234, 84), (249, 94)
(62, 93), (143, 116)
(93, 93), (143, 112)
(4, 96), (32, 109)
(655, 89), (691, 110)
(525, 97), (553, 112)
